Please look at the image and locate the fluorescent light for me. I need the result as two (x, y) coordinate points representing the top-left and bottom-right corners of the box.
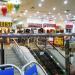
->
(36, 11), (40, 14)
(41, 0), (45, 2)
(64, 10), (67, 13)
(38, 3), (42, 7)
(25, 10), (28, 13)
(53, 7), (56, 11)
(64, 0), (68, 4)
(23, 13), (27, 15)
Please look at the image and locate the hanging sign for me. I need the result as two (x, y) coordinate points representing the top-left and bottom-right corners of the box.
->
(7, 2), (13, 13)
(1, 5), (7, 16)
(53, 36), (64, 47)
(14, 4), (20, 12)
(66, 25), (73, 29)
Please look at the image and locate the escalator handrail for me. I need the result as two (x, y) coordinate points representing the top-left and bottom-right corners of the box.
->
(48, 42), (65, 58)
(22, 61), (48, 75)
(35, 43), (65, 70)
(12, 39), (30, 62)
(12, 39), (48, 75)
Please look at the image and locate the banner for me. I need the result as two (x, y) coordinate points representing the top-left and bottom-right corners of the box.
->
(0, 22), (12, 27)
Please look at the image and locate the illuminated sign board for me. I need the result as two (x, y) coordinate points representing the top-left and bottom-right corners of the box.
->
(53, 36), (64, 47)
(0, 22), (12, 27)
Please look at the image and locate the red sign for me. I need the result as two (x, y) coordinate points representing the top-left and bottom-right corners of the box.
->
(28, 23), (56, 28)
(1, 6), (7, 16)
(66, 25), (73, 29)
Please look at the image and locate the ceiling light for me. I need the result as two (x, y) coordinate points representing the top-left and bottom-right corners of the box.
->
(64, 0), (68, 4)
(38, 3), (42, 7)
(36, 11), (40, 14)
(53, 7), (56, 11)
(25, 10), (28, 13)
(64, 11), (67, 13)
(24, 13), (27, 15)
(41, 0), (45, 2)
(48, 12), (51, 15)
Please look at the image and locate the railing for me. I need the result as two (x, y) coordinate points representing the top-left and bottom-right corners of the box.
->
(0, 33), (75, 38)
(48, 42), (65, 58)
(0, 33), (72, 75)
(47, 41), (66, 68)
(12, 39), (36, 63)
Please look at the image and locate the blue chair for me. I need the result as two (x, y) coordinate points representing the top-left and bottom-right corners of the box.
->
(0, 68), (14, 75)
(24, 64), (38, 75)
(0, 64), (21, 75)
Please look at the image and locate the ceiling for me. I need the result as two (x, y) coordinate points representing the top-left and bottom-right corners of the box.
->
(12, 0), (75, 21)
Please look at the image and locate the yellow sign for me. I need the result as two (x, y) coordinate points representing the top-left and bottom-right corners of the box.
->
(53, 36), (64, 47)
(0, 22), (12, 27)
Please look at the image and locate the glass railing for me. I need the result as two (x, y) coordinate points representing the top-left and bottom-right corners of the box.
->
(0, 33), (74, 75)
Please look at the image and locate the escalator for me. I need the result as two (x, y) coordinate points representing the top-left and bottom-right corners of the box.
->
(29, 47), (65, 75)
